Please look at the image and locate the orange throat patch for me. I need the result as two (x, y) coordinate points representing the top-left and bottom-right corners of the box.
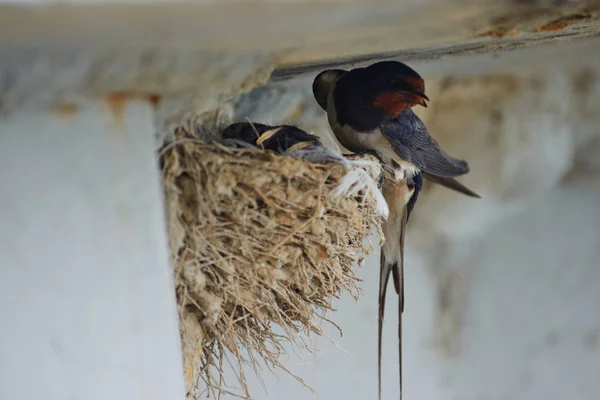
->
(374, 91), (413, 118)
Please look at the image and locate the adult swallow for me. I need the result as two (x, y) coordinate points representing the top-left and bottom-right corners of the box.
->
(312, 63), (479, 198)
(312, 61), (480, 400)
(221, 122), (321, 152)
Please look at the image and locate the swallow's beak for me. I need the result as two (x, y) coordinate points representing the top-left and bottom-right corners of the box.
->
(390, 90), (429, 108)
(406, 91), (429, 108)
(375, 89), (429, 116)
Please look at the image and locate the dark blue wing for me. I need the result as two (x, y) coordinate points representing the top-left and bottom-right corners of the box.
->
(380, 109), (470, 178)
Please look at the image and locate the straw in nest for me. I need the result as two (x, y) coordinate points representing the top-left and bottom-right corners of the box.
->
(160, 122), (386, 399)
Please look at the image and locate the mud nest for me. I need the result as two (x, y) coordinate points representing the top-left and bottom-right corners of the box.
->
(160, 124), (385, 399)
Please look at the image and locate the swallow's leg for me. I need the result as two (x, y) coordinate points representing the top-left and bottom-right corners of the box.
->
(379, 163), (396, 177)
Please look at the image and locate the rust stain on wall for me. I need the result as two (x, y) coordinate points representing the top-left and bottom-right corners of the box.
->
(534, 12), (595, 32)
(54, 103), (78, 119)
(104, 91), (162, 137)
(474, 2), (598, 39)
(105, 91), (161, 114)
(477, 25), (519, 38)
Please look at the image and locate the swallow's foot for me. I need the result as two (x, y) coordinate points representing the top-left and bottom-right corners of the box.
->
(377, 171), (385, 189)
(379, 163), (396, 176)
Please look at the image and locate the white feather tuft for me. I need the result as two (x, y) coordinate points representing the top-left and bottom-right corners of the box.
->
(330, 159), (389, 219)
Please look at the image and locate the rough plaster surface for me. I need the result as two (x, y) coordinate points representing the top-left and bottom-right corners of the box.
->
(2, 0), (600, 121)
(2, 1), (599, 62)
(412, 71), (577, 238)
(0, 49), (283, 145)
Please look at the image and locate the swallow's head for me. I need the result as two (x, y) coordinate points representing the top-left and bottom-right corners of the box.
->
(317, 61), (427, 132)
(312, 69), (347, 111)
(366, 61), (429, 116)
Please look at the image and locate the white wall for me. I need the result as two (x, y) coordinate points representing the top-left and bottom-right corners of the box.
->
(0, 101), (186, 400)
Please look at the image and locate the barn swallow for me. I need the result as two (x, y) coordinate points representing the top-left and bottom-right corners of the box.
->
(312, 63), (479, 198)
(312, 61), (480, 400)
(221, 122), (321, 152)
